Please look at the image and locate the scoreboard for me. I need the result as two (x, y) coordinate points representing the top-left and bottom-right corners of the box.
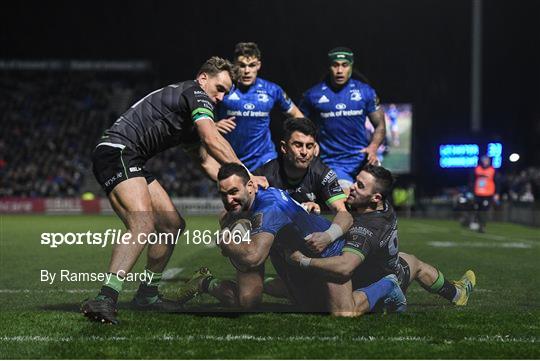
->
(439, 142), (502, 169)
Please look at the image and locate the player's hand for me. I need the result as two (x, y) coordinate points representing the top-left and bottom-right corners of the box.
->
(216, 117), (236, 134)
(302, 202), (321, 214)
(360, 145), (380, 166)
(285, 249), (306, 266)
(251, 175), (269, 189)
(305, 232), (331, 254)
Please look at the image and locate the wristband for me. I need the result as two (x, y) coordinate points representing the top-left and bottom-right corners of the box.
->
(299, 256), (312, 268)
(324, 223), (343, 242)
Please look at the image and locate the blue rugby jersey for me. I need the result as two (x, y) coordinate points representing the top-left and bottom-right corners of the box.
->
(250, 187), (344, 257)
(217, 78), (293, 171)
(299, 79), (380, 181)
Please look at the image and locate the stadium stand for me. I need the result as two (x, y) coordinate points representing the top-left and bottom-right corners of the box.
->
(0, 70), (217, 198)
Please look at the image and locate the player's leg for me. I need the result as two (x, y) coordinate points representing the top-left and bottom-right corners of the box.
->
(327, 281), (364, 317)
(399, 252), (476, 306)
(82, 177), (154, 324)
(131, 179), (186, 311)
(178, 267), (239, 307)
(236, 264), (265, 310)
(328, 274), (406, 317)
(263, 277), (290, 299)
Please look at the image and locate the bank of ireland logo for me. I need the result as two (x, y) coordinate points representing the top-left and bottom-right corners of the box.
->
(335, 103), (347, 110)
(244, 103), (255, 110)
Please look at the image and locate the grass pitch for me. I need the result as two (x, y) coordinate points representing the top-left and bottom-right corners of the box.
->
(0, 214), (539, 359)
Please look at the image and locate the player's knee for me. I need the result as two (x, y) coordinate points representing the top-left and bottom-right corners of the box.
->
(238, 290), (262, 310)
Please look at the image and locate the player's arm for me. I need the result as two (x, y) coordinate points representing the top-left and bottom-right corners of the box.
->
(195, 118), (242, 165)
(361, 108), (386, 165)
(289, 250), (363, 282)
(219, 231), (274, 270)
(196, 119), (268, 187)
(197, 145), (221, 181)
(285, 104), (304, 118)
(306, 169), (353, 253)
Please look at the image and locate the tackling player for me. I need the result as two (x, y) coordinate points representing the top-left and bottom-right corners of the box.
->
(178, 163), (405, 316)
(216, 42), (304, 171)
(81, 57), (266, 325)
(288, 165), (476, 307)
(299, 47), (386, 192)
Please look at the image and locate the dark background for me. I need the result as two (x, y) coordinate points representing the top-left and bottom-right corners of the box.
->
(2, 0), (539, 193)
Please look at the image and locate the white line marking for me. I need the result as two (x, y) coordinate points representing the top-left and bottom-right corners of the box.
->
(0, 289), (136, 294)
(161, 267), (184, 280)
(0, 334), (537, 344)
(428, 241), (532, 249)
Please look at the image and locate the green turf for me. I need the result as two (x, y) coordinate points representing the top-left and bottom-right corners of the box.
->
(1, 215), (539, 359)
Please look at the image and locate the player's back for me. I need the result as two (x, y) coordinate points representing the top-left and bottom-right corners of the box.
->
(103, 80), (213, 159)
(346, 202), (401, 288)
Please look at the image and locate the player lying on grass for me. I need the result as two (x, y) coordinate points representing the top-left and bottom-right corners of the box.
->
(178, 163), (406, 316)
(81, 57), (268, 325)
(252, 116), (352, 297)
(287, 164), (476, 306)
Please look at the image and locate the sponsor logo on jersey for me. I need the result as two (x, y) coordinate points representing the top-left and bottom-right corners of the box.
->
(194, 90), (206, 95)
(257, 93), (269, 102)
(306, 192), (316, 201)
(244, 103), (256, 110)
(349, 226), (374, 237)
(350, 89), (362, 101)
(335, 103), (347, 110)
(321, 170), (337, 185)
(318, 95), (330, 103)
(320, 109), (364, 118)
(129, 166), (141, 172)
(228, 92), (240, 100)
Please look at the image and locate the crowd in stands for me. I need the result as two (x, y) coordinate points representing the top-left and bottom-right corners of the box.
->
(1, 70), (538, 203)
(0, 70), (216, 198)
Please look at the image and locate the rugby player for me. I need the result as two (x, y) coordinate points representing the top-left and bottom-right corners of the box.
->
(299, 47), (386, 192)
(288, 165), (476, 307)
(81, 57), (266, 325)
(216, 42), (304, 171)
(252, 117), (352, 297)
(178, 163), (405, 316)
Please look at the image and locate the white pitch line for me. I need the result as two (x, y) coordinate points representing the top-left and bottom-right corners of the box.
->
(0, 289), (137, 294)
(0, 334), (537, 344)
(161, 267), (184, 280)
(428, 241), (532, 249)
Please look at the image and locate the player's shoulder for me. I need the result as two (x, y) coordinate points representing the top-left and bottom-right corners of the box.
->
(256, 78), (285, 94)
(304, 81), (326, 97)
(349, 79), (377, 97)
(349, 78), (375, 91)
(254, 187), (286, 207)
(253, 158), (279, 177)
(309, 157), (334, 179)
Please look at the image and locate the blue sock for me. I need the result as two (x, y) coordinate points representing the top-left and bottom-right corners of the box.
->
(358, 278), (394, 311)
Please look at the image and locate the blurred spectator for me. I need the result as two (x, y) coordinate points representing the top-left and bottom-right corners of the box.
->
(0, 70), (217, 198)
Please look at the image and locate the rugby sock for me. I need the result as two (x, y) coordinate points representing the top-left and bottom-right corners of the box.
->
(358, 277), (394, 311)
(426, 270), (457, 302)
(135, 269), (162, 300)
(98, 272), (124, 303)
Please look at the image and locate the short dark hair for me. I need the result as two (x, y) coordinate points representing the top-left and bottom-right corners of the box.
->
(197, 56), (236, 81)
(363, 164), (395, 199)
(282, 117), (318, 142)
(234, 42), (261, 60)
(217, 163), (250, 184)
